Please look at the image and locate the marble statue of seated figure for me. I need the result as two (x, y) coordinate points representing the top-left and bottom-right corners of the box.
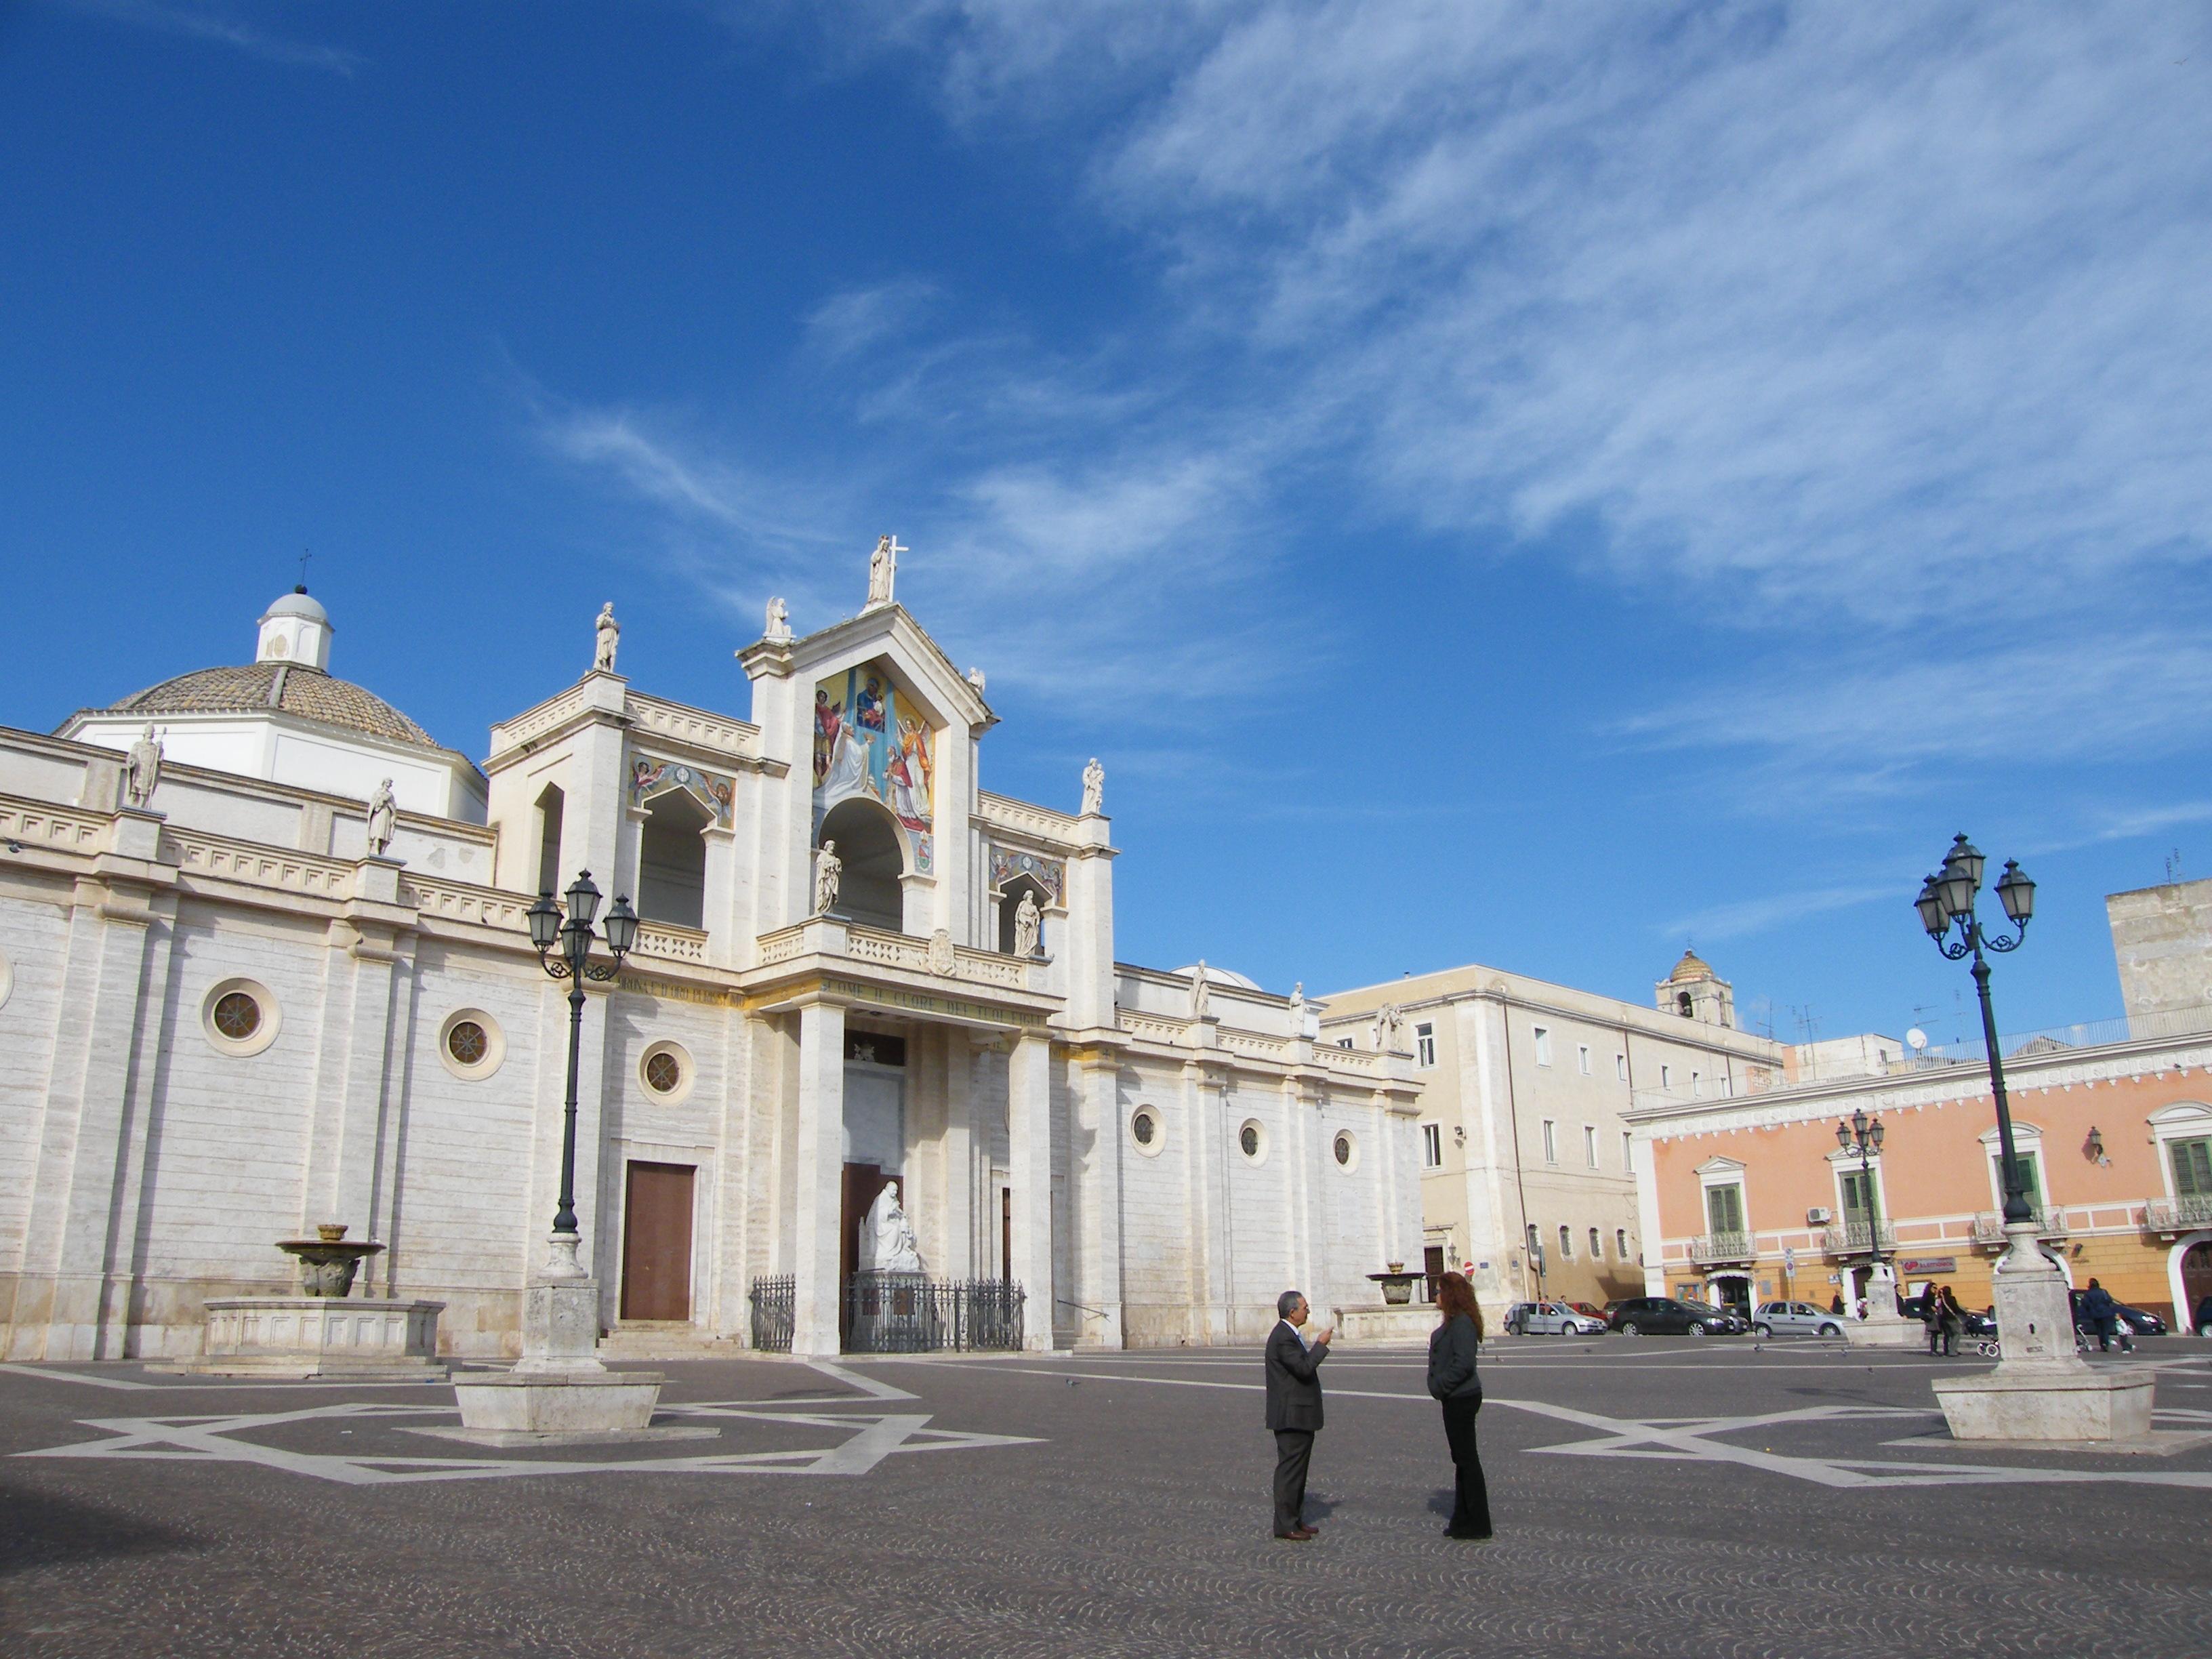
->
(859, 1183), (925, 1275)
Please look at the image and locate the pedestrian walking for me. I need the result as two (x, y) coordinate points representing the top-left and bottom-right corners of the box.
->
(2078, 1278), (2132, 1353)
(1829, 1292), (1845, 1316)
(1426, 1271), (1492, 1542)
(1919, 1283), (1944, 1355)
(1265, 1289), (1331, 1542)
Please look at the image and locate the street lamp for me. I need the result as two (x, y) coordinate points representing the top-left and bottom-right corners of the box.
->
(527, 871), (639, 1238)
(1835, 1107), (1888, 1280)
(1916, 834), (2034, 1225)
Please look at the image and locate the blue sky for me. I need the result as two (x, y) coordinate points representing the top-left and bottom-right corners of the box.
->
(5, 2), (2209, 1047)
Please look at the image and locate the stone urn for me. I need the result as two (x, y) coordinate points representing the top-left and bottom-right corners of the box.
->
(276, 1225), (386, 1298)
(1368, 1269), (1422, 1307)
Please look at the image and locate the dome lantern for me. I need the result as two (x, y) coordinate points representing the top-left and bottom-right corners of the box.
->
(257, 586), (333, 672)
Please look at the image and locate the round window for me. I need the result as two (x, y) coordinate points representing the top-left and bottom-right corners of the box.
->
(645, 1051), (682, 1094)
(213, 991), (262, 1042)
(1129, 1107), (1163, 1155)
(447, 1021), (488, 1067)
(1238, 1119), (1267, 1162)
(1333, 1130), (1355, 1167)
(636, 1040), (695, 1103)
(201, 977), (281, 1057)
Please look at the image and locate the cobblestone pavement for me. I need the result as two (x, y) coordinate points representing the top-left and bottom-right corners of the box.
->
(3, 1338), (2209, 1658)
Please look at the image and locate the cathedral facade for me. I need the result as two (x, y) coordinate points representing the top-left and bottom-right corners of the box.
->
(0, 560), (1420, 1361)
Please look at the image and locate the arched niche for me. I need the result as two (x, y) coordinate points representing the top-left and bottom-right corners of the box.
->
(996, 872), (1053, 957)
(819, 796), (907, 933)
(637, 787), (712, 929)
(533, 783), (565, 895)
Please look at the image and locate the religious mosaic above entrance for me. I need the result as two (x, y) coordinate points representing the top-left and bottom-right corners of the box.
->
(989, 846), (1064, 905)
(813, 659), (937, 874)
(630, 756), (734, 826)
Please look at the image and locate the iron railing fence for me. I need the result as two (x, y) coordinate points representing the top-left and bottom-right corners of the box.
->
(1822, 1217), (1899, 1256)
(843, 1275), (1024, 1354)
(749, 1273), (795, 1353)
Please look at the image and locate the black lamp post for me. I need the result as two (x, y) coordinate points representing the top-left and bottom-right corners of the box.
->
(1915, 834), (2036, 1225)
(1835, 1107), (1888, 1275)
(526, 872), (639, 1237)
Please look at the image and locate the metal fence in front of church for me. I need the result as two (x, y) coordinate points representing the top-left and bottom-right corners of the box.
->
(744, 1273), (1025, 1353)
(844, 1274), (1025, 1353)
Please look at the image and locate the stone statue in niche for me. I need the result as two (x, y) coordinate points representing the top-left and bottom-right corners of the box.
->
(125, 722), (163, 808)
(865, 534), (903, 609)
(594, 602), (619, 672)
(1081, 756), (1105, 816)
(1189, 962), (1211, 1022)
(813, 839), (842, 915)
(365, 779), (397, 856)
(764, 596), (792, 641)
(859, 1183), (925, 1275)
(1012, 890), (1042, 958)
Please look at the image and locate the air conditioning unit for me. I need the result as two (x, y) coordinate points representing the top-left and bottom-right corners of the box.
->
(1807, 1206), (1832, 1225)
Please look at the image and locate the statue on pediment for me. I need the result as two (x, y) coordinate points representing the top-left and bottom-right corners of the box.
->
(365, 779), (397, 856)
(125, 723), (163, 808)
(1081, 756), (1105, 816)
(594, 602), (619, 672)
(865, 534), (903, 609)
(1189, 962), (1211, 1022)
(765, 596), (792, 642)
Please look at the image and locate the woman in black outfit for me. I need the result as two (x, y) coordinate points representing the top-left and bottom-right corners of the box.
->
(1426, 1271), (1492, 1541)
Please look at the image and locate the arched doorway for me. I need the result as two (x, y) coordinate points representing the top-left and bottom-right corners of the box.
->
(1705, 1271), (1751, 1317)
(2168, 1233), (2212, 1334)
(819, 797), (905, 932)
(636, 788), (711, 929)
(996, 874), (1051, 957)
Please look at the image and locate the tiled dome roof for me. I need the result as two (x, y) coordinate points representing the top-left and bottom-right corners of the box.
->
(100, 663), (442, 750)
(1668, 949), (1716, 984)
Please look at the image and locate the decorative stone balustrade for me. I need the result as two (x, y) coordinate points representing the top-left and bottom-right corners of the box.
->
(632, 921), (710, 963)
(625, 693), (760, 760)
(165, 829), (352, 898)
(398, 876), (531, 931)
(0, 797), (106, 854)
(977, 792), (1080, 844)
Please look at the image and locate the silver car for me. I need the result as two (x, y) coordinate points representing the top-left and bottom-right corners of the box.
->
(1521, 1300), (1607, 1335)
(1753, 1299), (1844, 1338)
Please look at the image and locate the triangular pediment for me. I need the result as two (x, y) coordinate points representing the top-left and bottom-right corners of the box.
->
(781, 604), (991, 734)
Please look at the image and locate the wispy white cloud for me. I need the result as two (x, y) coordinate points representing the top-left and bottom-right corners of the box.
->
(1662, 881), (1898, 945)
(68, 0), (364, 74)
(804, 279), (940, 361)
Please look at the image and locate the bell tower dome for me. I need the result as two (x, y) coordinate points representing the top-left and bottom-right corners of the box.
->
(256, 586), (333, 672)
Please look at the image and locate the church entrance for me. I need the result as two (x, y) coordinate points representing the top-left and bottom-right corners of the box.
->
(619, 1161), (695, 1322)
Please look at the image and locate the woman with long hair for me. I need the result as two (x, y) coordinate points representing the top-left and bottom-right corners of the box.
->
(1425, 1271), (1492, 1541)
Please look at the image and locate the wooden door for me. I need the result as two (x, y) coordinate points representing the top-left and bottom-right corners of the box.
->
(620, 1162), (695, 1322)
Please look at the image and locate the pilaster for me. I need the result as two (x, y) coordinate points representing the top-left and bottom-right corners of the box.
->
(792, 999), (847, 1357)
(1074, 1048), (1124, 1347)
(1008, 1031), (1055, 1349)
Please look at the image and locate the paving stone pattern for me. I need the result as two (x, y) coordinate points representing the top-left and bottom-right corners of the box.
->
(2, 1340), (2209, 1658)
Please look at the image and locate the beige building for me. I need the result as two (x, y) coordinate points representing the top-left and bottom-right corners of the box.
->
(1318, 952), (1783, 1317)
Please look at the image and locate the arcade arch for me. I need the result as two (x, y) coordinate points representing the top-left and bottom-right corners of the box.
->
(819, 796), (906, 932)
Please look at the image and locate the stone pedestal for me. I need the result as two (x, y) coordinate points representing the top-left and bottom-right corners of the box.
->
(1932, 1224), (2153, 1443)
(1335, 1305), (1437, 1344)
(453, 1231), (666, 1441)
(167, 1297), (447, 1379)
(1843, 1262), (1923, 1349)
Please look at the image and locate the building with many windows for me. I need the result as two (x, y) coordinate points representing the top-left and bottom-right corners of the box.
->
(1317, 953), (1784, 1318)
(0, 555), (1421, 1364)
(1626, 879), (2212, 1328)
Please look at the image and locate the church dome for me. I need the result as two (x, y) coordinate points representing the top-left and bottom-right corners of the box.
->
(1668, 949), (1717, 984)
(259, 588), (329, 626)
(96, 662), (443, 750)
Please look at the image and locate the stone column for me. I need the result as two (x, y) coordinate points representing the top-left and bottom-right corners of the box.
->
(1182, 1050), (1230, 1343)
(943, 1030), (977, 1277)
(1007, 1031), (1055, 1350)
(792, 999), (847, 1357)
(1073, 1050), (1124, 1347)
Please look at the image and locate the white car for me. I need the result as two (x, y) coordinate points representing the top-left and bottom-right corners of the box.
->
(1753, 1299), (1845, 1338)
(1521, 1300), (1606, 1335)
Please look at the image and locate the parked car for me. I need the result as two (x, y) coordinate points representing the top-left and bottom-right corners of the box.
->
(1606, 1296), (1738, 1336)
(1752, 1299), (1844, 1338)
(1502, 1302), (1538, 1336)
(1565, 1301), (1610, 1322)
(1519, 1300), (1606, 1335)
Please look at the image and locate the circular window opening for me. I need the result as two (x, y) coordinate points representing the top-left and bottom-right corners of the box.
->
(1130, 1107), (1164, 1155)
(447, 1021), (488, 1067)
(1238, 1119), (1268, 1162)
(1332, 1130), (1357, 1168)
(213, 991), (262, 1042)
(202, 978), (280, 1057)
(645, 1051), (682, 1094)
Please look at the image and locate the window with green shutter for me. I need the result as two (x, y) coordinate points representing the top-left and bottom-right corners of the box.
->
(1992, 1152), (2043, 1209)
(1705, 1183), (1744, 1234)
(2172, 1136), (2212, 1198)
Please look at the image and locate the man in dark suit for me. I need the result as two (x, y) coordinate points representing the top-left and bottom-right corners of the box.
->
(1265, 1289), (1332, 1541)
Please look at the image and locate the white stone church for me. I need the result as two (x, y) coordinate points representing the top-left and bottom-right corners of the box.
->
(0, 550), (1420, 1361)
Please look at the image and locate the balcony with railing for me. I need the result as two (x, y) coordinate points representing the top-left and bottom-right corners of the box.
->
(1821, 1217), (1898, 1256)
(1969, 1208), (2068, 1246)
(2144, 1194), (2212, 1236)
(1689, 1231), (1755, 1265)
